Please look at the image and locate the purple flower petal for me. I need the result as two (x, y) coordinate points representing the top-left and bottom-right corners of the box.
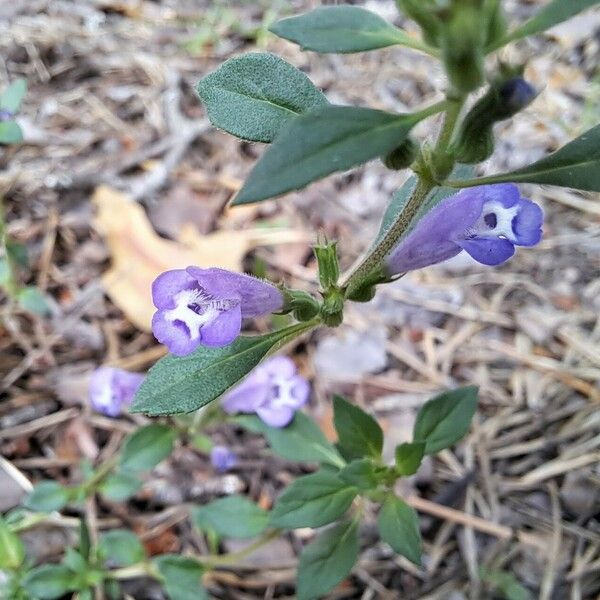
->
(152, 310), (201, 357)
(89, 367), (144, 417)
(220, 355), (310, 427)
(151, 267), (283, 356)
(512, 198), (543, 246)
(456, 237), (515, 265)
(290, 375), (311, 408)
(210, 445), (237, 472)
(256, 404), (296, 428)
(152, 269), (196, 310)
(261, 355), (296, 379)
(200, 305), (242, 347)
(186, 267), (283, 317)
(386, 184), (543, 274)
(479, 183), (520, 208)
(386, 188), (484, 274)
(221, 377), (271, 414)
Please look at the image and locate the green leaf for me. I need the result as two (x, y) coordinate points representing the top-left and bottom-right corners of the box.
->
(22, 565), (76, 599)
(17, 286), (50, 315)
(338, 459), (379, 490)
(377, 495), (421, 565)
(491, 0), (599, 49)
(0, 121), (23, 144)
(481, 568), (532, 600)
(233, 106), (423, 205)
(154, 555), (207, 600)
(270, 6), (428, 55)
(413, 386), (478, 454)
(1, 79), (27, 112)
(374, 164), (475, 248)
(270, 470), (357, 528)
(395, 442), (425, 476)
(333, 396), (383, 460)
(119, 424), (176, 472)
(0, 516), (25, 569)
(450, 125), (600, 192)
(99, 530), (146, 567)
(62, 548), (87, 573)
(197, 52), (327, 143)
(98, 470), (142, 501)
(6, 239), (29, 269)
(131, 322), (315, 416)
(191, 495), (269, 539)
(237, 412), (344, 467)
(78, 519), (91, 560)
(24, 481), (71, 512)
(297, 518), (359, 600)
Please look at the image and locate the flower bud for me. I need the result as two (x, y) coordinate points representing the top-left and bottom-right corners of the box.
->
(321, 288), (344, 327)
(440, 3), (485, 93)
(454, 76), (537, 163)
(382, 137), (419, 170)
(314, 240), (340, 291)
(288, 289), (321, 321)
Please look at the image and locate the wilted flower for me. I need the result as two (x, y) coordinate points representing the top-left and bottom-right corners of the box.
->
(151, 267), (283, 357)
(386, 184), (543, 274)
(222, 356), (310, 428)
(89, 367), (144, 417)
(210, 445), (238, 473)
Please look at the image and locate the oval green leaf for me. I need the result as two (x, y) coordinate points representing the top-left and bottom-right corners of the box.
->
(119, 424), (176, 472)
(270, 6), (431, 55)
(99, 470), (142, 501)
(490, 0), (599, 50)
(0, 121), (23, 144)
(22, 565), (76, 599)
(333, 395), (383, 460)
(154, 555), (207, 600)
(449, 125), (600, 192)
(413, 386), (478, 454)
(192, 495), (268, 539)
(233, 106), (424, 205)
(270, 470), (357, 528)
(297, 518), (359, 600)
(0, 516), (25, 569)
(237, 412), (344, 468)
(131, 321), (316, 416)
(377, 495), (422, 565)
(24, 481), (71, 512)
(197, 52), (327, 143)
(0, 79), (27, 112)
(99, 530), (146, 567)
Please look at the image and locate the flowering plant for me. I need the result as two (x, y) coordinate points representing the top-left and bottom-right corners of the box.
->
(3, 2), (599, 599)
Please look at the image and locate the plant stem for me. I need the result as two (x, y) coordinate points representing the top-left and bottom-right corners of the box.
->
(342, 95), (465, 298)
(342, 176), (434, 297)
(0, 195), (18, 298)
(202, 529), (283, 567)
(82, 455), (120, 494)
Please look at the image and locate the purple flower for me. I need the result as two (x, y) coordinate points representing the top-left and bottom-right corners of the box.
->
(89, 367), (144, 417)
(0, 109), (14, 122)
(222, 356), (310, 428)
(151, 267), (284, 357)
(386, 183), (543, 274)
(210, 445), (238, 473)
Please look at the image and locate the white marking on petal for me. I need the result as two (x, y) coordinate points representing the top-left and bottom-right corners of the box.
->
(468, 200), (519, 242)
(94, 384), (115, 411)
(163, 287), (236, 341)
(270, 374), (298, 408)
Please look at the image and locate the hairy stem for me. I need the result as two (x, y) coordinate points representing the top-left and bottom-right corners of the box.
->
(342, 95), (465, 298)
